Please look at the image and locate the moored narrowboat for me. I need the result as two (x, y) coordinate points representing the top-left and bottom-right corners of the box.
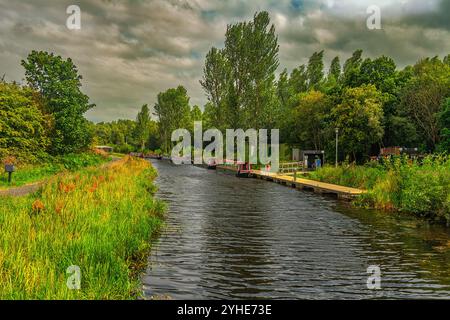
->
(207, 159), (217, 170)
(236, 162), (251, 178)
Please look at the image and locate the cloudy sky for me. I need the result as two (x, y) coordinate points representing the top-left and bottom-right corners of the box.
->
(0, 0), (449, 122)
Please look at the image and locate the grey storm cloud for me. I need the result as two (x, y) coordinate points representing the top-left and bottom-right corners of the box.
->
(0, 0), (448, 122)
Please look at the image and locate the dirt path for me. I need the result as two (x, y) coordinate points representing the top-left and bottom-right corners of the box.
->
(0, 156), (122, 198)
(0, 181), (46, 197)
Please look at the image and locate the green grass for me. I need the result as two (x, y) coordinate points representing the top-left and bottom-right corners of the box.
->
(306, 155), (450, 223)
(0, 152), (110, 189)
(307, 163), (387, 190)
(0, 156), (165, 299)
(110, 152), (126, 158)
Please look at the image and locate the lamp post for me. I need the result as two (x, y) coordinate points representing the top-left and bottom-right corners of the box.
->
(335, 128), (339, 168)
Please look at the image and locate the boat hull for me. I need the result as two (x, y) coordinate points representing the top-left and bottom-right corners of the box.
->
(236, 171), (251, 178)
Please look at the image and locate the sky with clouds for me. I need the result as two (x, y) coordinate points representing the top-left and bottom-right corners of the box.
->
(0, 0), (449, 122)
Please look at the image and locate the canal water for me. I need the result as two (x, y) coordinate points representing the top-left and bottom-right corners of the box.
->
(142, 160), (450, 299)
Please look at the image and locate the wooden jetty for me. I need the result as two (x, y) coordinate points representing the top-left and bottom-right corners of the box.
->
(251, 170), (365, 200)
(160, 157), (365, 200)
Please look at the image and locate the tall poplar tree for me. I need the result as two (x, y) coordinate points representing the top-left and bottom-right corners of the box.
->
(306, 50), (324, 90)
(135, 104), (151, 151)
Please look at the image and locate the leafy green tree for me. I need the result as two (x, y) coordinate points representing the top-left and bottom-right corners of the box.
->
(92, 119), (139, 152)
(146, 120), (160, 151)
(116, 119), (137, 147)
(21, 51), (94, 154)
(135, 104), (151, 151)
(200, 47), (230, 130)
(276, 69), (294, 142)
(111, 129), (125, 146)
(232, 12), (280, 129)
(385, 116), (419, 148)
(357, 56), (397, 93)
(306, 51), (324, 90)
(223, 22), (247, 129)
(437, 98), (450, 152)
(154, 86), (191, 153)
(332, 84), (384, 162)
(321, 57), (342, 94)
(202, 102), (217, 130)
(277, 69), (290, 109)
(328, 56), (341, 81)
(289, 65), (308, 95)
(400, 57), (450, 151)
(202, 11), (279, 130)
(294, 90), (331, 150)
(93, 122), (112, 145)
(342, 49), (363, 87)
(190, 105), (203, 135)
(191, 105), (202, 122)
(0, 82), (52, 162)
(355, 56), (401, 146)
(444, 54), (450, 66)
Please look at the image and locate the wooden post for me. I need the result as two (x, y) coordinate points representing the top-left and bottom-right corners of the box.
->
(335, 128), (339, 168)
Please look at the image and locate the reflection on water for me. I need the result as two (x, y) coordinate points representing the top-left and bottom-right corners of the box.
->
(142, 160), (450, 299)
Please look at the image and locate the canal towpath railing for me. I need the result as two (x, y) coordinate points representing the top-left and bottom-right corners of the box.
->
(278, 162), (304, 174)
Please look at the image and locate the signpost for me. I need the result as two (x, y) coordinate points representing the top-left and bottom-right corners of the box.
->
(5, 164), (15, 183)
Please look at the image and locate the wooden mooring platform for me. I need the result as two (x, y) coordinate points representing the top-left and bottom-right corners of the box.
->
(251, 170), (365, 200)
(162, 158), (366, 200)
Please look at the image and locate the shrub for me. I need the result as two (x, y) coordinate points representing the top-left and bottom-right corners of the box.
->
(113, 144), (134, 154)
(396, 155), (450, 221)
(0, 82), (52, 163)
(56, 152), (110, 171)
(309, 155), (450, 223)
(308, 164), (386, 190)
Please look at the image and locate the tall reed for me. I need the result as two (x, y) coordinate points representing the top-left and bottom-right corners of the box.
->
(0, 156), (165, 299)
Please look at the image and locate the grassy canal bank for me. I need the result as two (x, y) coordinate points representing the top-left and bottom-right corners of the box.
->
(0, 152), (112, 190)
(0, 156), (165, 299)
(307, 155), (450, 224)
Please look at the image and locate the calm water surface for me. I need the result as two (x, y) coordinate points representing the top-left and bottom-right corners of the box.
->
(142, 160), (450, 299)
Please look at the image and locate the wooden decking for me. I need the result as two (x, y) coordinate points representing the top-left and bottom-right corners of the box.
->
(251, 170), (366, 200)
(200, 162), (366, 200)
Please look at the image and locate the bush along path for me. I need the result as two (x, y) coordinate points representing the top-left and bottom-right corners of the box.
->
(0, 156), (166, 299)
(308, 155), (450, 224)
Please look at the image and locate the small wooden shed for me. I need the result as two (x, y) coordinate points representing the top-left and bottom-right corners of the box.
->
(301, 150), (325, 170)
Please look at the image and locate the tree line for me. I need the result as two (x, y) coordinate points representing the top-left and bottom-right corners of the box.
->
(2, 12), (449, 164)
(198, 12), (450, 162)
(95, 12), (450, 163)
(93, 87), (202, 155)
